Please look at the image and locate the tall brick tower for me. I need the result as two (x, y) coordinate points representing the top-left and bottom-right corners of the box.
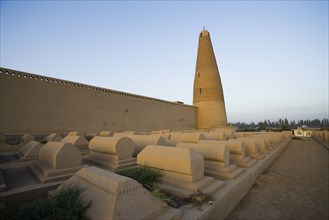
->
(193, 29), (228, 130)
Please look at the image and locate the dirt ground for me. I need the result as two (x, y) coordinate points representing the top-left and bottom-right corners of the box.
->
(225, 139), (329, 220)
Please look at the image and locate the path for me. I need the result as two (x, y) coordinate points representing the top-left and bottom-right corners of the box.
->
(225, 138), (329, 220)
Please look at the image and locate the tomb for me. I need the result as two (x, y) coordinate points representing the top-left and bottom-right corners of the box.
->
(29, 141), (84, 183)
(137, 145), (225, 198)
(214, 128), (235, 140)
(161, 133), (172, 139)
(18, 140), (44, 161)
(67, 131), (83, 136)
(234, 138), (265, 160)
(84, 136), (136, 171)
(324, 131), (329, 144)
(313, 130), (329, 145)
(250, 136), (270, 154)
(54, 167), (182, 219)
(85, 132), (97, 141)
(176, 142), (245, 180)
(152, 129), (171, 134)
(163, 138), (178, 147)
(200, 140), (257, 168)
(43, 133), (63, 142)
(169, 133), (206, 143)
(19, 134), (35, 146)
(202, 131), (228, 140)
(255, 133), (285, 151)
(233, 132), (254, 138)
(113, 133), (168, 156)
(123, 131), (136, 134)
(99, 130), (114, 137)
(61, 135), (89, 154)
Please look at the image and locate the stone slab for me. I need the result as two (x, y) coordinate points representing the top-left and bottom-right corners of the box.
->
(138, 145), (225, 198)
(113, 134), (167, 156)
(61, 135), (89, 151)
(18, 140), (44, 161)
(176, 142), (229, 165)
(99, 130), (114, 137)
(88, 136), (135, 159)
(169, 133), (206, 143)
(138, 145), (204, 181)
(43, 133), (63, 142)
(85, 136), (136, 171)
(55, 166), (182, 220)
(39, 141), (81, 170)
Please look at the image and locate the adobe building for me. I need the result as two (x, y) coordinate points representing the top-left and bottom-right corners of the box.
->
(0, 29), (229, 135)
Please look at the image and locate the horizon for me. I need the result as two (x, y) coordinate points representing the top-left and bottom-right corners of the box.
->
(1, 1), (328, 123)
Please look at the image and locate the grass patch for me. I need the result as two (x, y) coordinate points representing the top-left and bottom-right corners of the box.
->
(50, 184), (91, 219)
(116, 166), (162, 190)
(149, 185), (174, 203)
(0, 185), (91, 220)
(116, 166), (174, 203)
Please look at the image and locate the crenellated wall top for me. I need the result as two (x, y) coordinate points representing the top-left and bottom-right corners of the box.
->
(0, 67), (195, 108)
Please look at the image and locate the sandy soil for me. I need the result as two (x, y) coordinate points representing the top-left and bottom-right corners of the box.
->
(225, 139), (329, 220)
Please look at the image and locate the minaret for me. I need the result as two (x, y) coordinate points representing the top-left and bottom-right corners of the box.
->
(193, 29), (228, 130)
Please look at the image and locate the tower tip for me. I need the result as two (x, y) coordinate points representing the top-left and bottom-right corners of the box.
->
(199, 28), (210, 37)
(200, 26), (209, 33)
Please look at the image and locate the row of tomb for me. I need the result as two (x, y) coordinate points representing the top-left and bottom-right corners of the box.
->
(1, 129), (292, 219)
(312, 130), (329, 145)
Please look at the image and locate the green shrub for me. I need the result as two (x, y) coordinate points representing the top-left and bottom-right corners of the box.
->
(50, 184), (91, 220)
(0, 199), (52, 220)
(149, 185), (174, 203)
(116, 166), (162, 190)
(116, 166), (174, 203)
(0, 185), (91, 220)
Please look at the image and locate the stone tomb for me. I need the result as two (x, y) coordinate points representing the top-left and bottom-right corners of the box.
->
(137, 145), (225, 198)
(176, 142), (245, 180)
(61, 135), (89, 155)
(249, 136), (270, 154)
(201, 140), (257, 168)
(67, 131), (84, 136)
(123, 131), (137, 134)
(234, 138), (265, 160)
(85, 133), (97, 141)
(152, 129), (171, 134)
(169, 133), (206, 143)
(19, 134), (35, 146)
(29, 141), (84, 183)
(54, 167), (182, 220)
(202, 131), (228, 141)
(99, 130), (114, 137)
(84, 136), (136, 171)
(18, 140), (44, 161)
(113, 133), (168, 156)
(43, 133), (63, 142)
(255, 133), (285, 151)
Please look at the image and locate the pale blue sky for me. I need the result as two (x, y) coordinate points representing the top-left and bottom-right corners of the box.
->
(1, 1), (328, 123)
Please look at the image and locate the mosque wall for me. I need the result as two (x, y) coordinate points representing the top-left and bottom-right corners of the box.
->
(0, 68), (197, 135)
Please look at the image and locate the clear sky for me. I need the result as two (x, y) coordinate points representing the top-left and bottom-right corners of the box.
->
(1, 1), (328, 123)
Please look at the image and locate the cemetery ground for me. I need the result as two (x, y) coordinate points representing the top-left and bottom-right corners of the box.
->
(0, 137), (328, 219)
(226, 138), (329, 220)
